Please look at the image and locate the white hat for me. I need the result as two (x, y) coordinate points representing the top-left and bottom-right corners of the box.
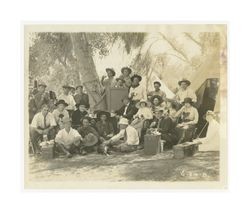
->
(118, 117), (129, 125)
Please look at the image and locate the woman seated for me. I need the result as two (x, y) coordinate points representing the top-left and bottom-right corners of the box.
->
(174, 97), (199, 144)
(95, 111), (115, 141)
(164, 98), (179, 122)
(71, 100), (89, 129)
(130, 100), (153, 138)
(150, 95), (166, 114)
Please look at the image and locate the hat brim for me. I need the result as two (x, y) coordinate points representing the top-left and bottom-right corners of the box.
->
(105, 69), (116, 76)
(136, 101), (151, 108)
(121, 67), (132, 74)
(82, 133), (99, 146)
(178, 80), (191, 86)
(38, 84), (47, 88)
(151, 95), (163, 104)
(97, 111), (111, 119)
(131, 75), (142, 82)
(63, 85), (71, 89)
(55, 102), (68, 107)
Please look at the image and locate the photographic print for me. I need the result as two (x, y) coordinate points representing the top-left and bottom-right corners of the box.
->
(24, 24), (227, 189)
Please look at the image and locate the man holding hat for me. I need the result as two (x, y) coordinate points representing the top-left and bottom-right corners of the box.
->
(74, 85), (89, 107)
(52, 99), (70, 130)
(101, 68), (116, 90)
(55, 117), (82, 158)
(103, 117), (139, 153)
(33, 81), (50, 113)
(148, 81), (167, 101)
(58, 84), (76, 116)
(128, 74), (147, 103)
(119, 67), (132, 88)
(175, 79), (197, 104)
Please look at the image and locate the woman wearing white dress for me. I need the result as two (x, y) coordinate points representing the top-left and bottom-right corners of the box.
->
(196, 110), (220, 151)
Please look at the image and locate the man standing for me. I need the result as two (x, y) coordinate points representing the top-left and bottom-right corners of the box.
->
(101, 68), (116, 90)
(30, 104), (57, 154)
(74, 85), (89, 107)
(33, 82), (50, 113)
(148, 81), (167, 101)
(55, 117), (82, 158)
(128, 74), (147, 103)
(58, 84), (76, 117)
(175, 79), (197, 104)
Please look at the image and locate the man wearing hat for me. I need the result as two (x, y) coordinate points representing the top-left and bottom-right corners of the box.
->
(175, 79), (197, 104)
(114, 77), (126, 88)
(55, 117), (82, 158)
(103, 117), (139, 153)
(148, 81), (167, 101)
(52, 99), (70, 130)
(101, 68), (116, 90)
(58, 84), (76, 116)
(119, 67), (132, 88)
(115, 96), (138, 120)
(74, 85), (89, 107)
(128, 74), (147, 103)
(174, 97), (199, 144)
(72, 100), (89, 129)
(33, 81), (50, 113)
(95, 111), (114, 140)
(30, 104), (57, 154)
(77, 117), (100, 155)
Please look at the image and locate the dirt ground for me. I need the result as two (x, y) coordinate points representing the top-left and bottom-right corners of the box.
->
(28, 150), (219, 182)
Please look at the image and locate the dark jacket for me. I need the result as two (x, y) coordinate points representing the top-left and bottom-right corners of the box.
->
(72, 109), (88, 129)
(115, 102), (138, 120)
(151, 116), (177, 136)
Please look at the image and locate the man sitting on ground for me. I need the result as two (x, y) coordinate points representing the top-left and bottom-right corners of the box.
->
(103, 117), (139, 153)
(54, 117), (82, 158)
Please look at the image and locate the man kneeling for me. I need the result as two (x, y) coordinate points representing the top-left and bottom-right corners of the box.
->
(103, 117), (139, 153)
(55, 117), (81, 158)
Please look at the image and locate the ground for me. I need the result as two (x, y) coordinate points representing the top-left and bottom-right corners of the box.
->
(28, 150), (219, 182)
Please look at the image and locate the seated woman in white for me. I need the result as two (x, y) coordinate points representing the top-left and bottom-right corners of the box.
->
(196, 110), (220, 151)
(130, 100), (153, 137)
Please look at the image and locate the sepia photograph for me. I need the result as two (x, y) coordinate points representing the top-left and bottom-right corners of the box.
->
(24, 24), (227, 189)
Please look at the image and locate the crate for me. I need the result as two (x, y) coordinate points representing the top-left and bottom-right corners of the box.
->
(144, 134), (162, 155)
(40, 144), (54, 160)
(173, 141), (201, 159)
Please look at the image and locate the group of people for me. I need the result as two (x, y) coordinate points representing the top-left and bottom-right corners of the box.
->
(29, 66), (218, 158)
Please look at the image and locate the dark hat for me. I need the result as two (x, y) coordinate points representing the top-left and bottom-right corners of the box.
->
(38, 82), (47, 88)
(62, 84), (71, 89)
(76, 100), (90, 109)
(178, 79), (191, 86)
(116, 77), (125, 83)
(80, 116), (92, 123)
(131, 74), (142, 82)
(151, 95), (163, 104)
(182, 97), (193, 104)
(76, 85), (83, 90)
(97, 111), (111, 120)
(105, 68), (116, 76)
(154, 81), (161, 86)
(82, 133), (99, 147)
(55, 99), (68, 107)
(121, 67), (132, 75)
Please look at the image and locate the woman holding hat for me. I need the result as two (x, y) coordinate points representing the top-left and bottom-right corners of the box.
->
(101, 68), (116, 90)
(174, 97), (199, 144)
(119, 67), (132, 88)
(96, 111), (114, 141)
(52, 99), (70, 130)
(128, 74), (147, 103)
(130, 100), (153, 137)
(175, 78), (197, 104)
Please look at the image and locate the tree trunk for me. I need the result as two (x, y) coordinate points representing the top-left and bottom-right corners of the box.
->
(70, 33), (106, 111)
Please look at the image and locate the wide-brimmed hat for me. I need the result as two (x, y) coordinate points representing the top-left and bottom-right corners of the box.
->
(105, 68), (116, 76)
(55, 99), (68, 107)
(62, 117), (71, 124)
(121, 67), (132, 75)
(38, 81), (47, 88)
(80, 116), (92, 123)
(178, 78), (191, 86)
(182, 97), (193, 104)
(136, 100), (151, 108)
(97, 111), (111, 120)
(116, 77), (125, 83)
(151, 95), (163, 104)
(131, 74), (142, 82)
(154, 81), (161, 86)
(62, 84), (72, 89)
(118, 117), (129, 125)
(82, 133), (99, 147)
(76, 85), (83, 90)
(76, 100), (90, 109)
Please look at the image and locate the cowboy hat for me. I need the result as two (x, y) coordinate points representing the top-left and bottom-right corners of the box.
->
(55, 99), (68, 107)
(76, 85), (83, 90)
(131, 74), (142, 82)
(82, 133), (99, 147)
(62, 84), (72, 89)
(182, 97), (193, 104)
(135, 99), (151, 108)
(105, 68), (116, 76)
(76, 100), (90, 109)
(178, 79), (191, 86)
(151, 95), (163, 104)
(96, 111), (111, 120)
(121, 67), (132, 75)
(116, 77), (125, 83)
(118, 117), (129, 125)
(154, 81), (161, 86)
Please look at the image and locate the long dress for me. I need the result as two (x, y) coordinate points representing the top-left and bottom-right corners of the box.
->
(199, 119), (220, 151)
